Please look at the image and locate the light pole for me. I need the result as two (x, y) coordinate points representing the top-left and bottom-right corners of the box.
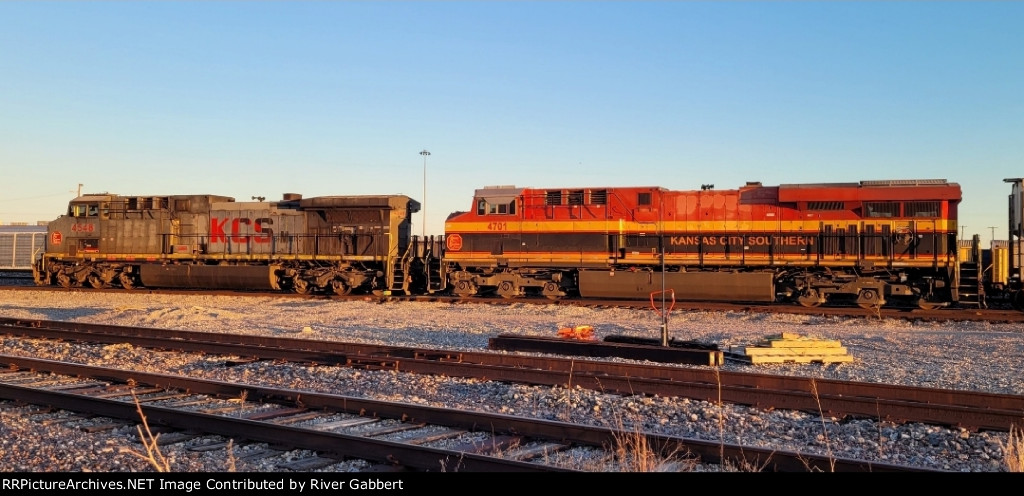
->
(659, 198), (668, 347)
(420, 150), (430, 238)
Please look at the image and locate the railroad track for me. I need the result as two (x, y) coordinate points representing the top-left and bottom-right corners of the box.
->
(3, 284), (1023, 323)
(2, 317), (1021, 433)
(0, 356), (575, 472)
(0, 355), (930, 472)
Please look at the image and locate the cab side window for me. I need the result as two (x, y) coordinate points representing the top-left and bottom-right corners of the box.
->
(478, 199), (516, 215)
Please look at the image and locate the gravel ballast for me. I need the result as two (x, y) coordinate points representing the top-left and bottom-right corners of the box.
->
(1, 289), (1022, 472)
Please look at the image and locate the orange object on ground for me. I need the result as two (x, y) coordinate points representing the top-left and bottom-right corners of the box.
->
(558, 325), (595, 340)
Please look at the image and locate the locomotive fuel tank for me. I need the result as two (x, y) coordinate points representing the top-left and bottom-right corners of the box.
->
(139, 264), (281, 290)
(578, 270), (775, 302)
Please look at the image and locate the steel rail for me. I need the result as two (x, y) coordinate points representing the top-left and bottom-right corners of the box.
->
(2, 317), (1022, 431)
(0, 381), (547, 472)
(0, 354), (934, 472)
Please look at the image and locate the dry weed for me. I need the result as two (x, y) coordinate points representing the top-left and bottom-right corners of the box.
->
(712, 368), (731, 469)
(718, 454), (773, 472)
(605, 413), (697, 472)
(809, 378), (837, 472)
(710, 367), (772, 472)
(125, 390), (243, 472)
(229, 389), (249, 404)
(126, 391), (171, 471)
(1004, 424), (1024, 472)
(225, 439), (237, 472)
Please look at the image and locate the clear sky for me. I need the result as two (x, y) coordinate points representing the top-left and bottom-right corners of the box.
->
(1, 2), (1021, 243)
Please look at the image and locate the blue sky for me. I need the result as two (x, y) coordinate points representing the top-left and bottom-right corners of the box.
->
(1, 2), (1021, 242)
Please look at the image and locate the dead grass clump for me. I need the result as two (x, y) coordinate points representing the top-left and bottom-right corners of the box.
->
(718, 455), (773, 472)
(1004, 425), (1024, 472)
(604, 412), (698, 472)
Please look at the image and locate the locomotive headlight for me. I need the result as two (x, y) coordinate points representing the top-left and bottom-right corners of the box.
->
(900, 273), (908, 283)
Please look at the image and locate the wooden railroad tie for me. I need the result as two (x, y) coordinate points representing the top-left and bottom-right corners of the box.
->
(741, 332), (853, 365)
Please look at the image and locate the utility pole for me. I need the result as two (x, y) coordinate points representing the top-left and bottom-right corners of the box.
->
(420, 150), (430, 238)
(660, 197), (668, 347)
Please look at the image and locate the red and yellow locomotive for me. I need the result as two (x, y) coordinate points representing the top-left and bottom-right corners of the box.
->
(443, 179), (962, 309)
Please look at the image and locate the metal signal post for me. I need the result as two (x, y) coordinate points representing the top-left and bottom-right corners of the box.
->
(420, 150), (430, 238)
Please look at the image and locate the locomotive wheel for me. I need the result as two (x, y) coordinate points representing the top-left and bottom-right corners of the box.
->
(857, 289), (882, 309)
(497, 281), (517, 299)
(917, 298), (944, 311)
(542, 282), (561, 300)
(330, 279), (351, 296)
(794, 288), (819, 307)
(453, 280), (477, 297)
(119, 272), (137, 290)
(56, 272), (73, 289)
(797, 289), (823, 308)
(293, 278), (311, 295)
(87, 274), (105, 289)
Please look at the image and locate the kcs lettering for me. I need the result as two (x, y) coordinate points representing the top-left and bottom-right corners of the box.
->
(209, 217), (273, 243)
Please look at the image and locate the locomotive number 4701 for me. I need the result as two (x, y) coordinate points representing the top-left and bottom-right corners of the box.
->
(487, 222), (507, 231)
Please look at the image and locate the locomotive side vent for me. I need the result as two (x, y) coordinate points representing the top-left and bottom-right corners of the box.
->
(806, 201), (845, 211)
(860, 179), (948, 187)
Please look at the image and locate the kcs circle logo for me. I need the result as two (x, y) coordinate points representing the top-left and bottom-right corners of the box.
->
(446, 233), (463, 251)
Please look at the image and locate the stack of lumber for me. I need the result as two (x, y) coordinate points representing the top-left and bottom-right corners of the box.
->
(741, 332), (853, 364)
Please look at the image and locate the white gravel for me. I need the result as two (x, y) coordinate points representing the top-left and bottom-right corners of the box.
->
(1, 289), (1022, 472)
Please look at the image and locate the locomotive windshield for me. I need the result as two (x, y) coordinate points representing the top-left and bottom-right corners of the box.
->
(477, 199), (515, 215)
(70, 203), (99, 217)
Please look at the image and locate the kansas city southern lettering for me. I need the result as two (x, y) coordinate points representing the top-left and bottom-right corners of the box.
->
(668, 235), (814, 247)
(209, 217), (274, 244)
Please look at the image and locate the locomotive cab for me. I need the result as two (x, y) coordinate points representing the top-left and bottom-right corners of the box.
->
(63, 195), (110, 256)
